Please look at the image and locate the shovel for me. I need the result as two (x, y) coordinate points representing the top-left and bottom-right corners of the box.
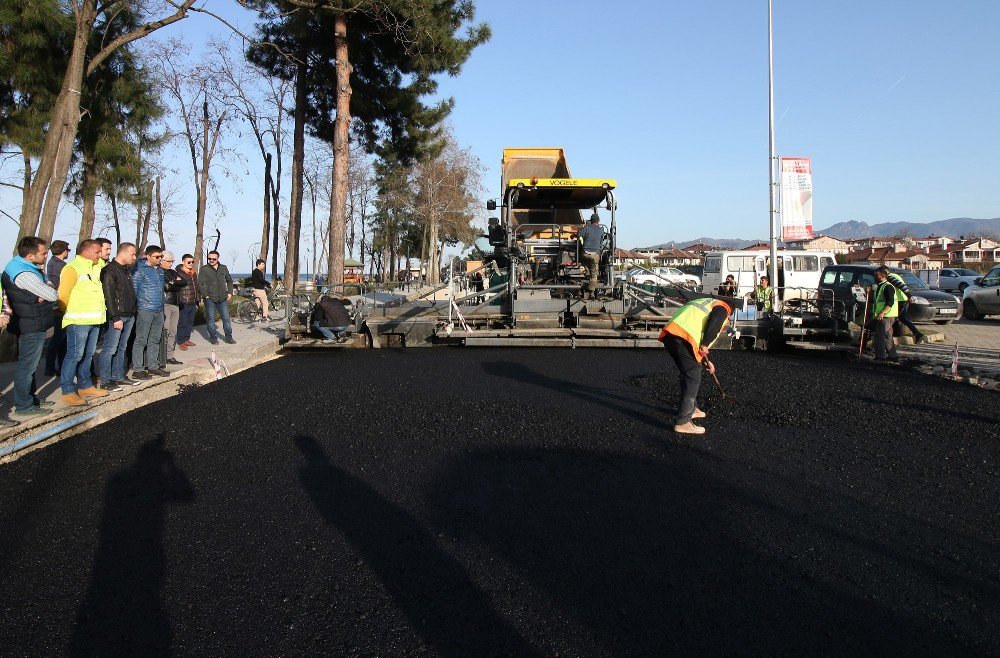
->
(705, 359), (736, 402)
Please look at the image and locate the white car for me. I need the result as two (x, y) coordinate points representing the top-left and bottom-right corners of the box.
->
(620, 266), (700, 288)
(962, 265), (1000, 320)
(937, 267), (982, 293)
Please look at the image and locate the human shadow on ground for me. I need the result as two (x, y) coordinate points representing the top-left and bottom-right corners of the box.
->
(481, 360), (666, 429)
(293, 435), (538, 658)
(69, 434), (194, 657)
(424, 446), (981, 655)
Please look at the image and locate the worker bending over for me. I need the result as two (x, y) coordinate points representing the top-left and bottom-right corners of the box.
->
(871, 267), (899, 362)
(658, 297), (732, 435)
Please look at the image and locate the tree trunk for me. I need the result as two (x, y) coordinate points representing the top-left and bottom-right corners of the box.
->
(420, 220), (429, 284)
(194, 100), (210, 268)
(22, 153), (32, 210)
(270, 170), (279, 277)
(78, 156), (98, 244)
(327, 13), (351, 286)
(20, 7), (93, 242)
(139, 179), (154, 250)
(284, 59), (307, 293)
(260, 152), (271, 263)
(156, 176), (165, 247)
(110, 193), (121, 244)
(428, 215), (440, 284)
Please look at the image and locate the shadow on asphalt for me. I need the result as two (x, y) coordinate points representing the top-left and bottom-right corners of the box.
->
(481, 360), (666, 429)
(293, 435), (541, 658)
(70, 435), (195, 656)
(424, 446), (979, 655)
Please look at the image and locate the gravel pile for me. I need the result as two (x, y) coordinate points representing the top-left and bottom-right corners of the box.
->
(1, 348), (997, 655)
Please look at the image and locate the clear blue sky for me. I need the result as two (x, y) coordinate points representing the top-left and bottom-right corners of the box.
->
(3, 0), (998, 264)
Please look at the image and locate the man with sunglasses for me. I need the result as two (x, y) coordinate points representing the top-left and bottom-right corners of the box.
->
(175, 254), (200, 349)
(131, 245), (169, 379)
(197, 250), (235, 345)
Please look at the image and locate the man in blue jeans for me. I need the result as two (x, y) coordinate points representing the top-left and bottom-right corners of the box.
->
(197, 250), (235, 345)
(131, 245), (169, 380)
(97, 243), (140, 391)
(2, 236), (59, 417)
(57, 239), (109, 406)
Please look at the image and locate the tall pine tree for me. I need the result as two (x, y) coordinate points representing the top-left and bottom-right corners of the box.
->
(246, 0), (488, 288)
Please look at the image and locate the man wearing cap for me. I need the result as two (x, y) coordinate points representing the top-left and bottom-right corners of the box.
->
(658, 297), (733, 435)
(577, 213), (606, 299)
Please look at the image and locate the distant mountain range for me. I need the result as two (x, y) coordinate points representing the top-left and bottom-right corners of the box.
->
(637, 218), (1000, 251)
(817, 217), (1000, 240)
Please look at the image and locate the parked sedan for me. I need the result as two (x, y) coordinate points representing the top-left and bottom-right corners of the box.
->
(896, 271), (964, 324)
(962, 265), (1000, 320)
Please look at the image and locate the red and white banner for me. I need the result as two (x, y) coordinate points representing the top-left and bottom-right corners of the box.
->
(779, 157), (814, 242)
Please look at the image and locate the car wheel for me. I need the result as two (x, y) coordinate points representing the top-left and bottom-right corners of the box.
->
(963, 299), (982, 321)
(958, 282), (969, 292)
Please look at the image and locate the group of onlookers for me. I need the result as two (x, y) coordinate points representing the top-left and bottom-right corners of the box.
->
(2, 235), (238, 425)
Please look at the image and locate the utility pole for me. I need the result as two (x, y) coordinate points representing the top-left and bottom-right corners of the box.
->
(768, 0), (780, 294)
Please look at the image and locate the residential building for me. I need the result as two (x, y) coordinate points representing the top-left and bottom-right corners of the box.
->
(841, 247), (949, 270)
(613, 249), (644, 268)
(682, 242), (719, 256)
(653, 248), (700, 267)
(786, 234), (850, 254)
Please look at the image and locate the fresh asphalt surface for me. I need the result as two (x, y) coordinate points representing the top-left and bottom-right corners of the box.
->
(1, 348), (998, 656)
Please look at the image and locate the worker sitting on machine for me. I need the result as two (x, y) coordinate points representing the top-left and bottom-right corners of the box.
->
(576, 212), (606, 299)
(751, 275), (774, 315)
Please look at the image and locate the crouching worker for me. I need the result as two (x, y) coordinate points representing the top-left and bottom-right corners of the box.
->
(658, 297), (732, 435)
(312, 294), (353, 342)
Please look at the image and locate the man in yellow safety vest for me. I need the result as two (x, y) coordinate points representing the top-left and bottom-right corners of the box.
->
(871, 267), (899, 362)
(658, 296), (732, 435)
(57, 239), (110, 406)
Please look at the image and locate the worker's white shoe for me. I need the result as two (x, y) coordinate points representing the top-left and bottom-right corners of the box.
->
(673, 422), (706, 435)
(692, 408), (707, 419)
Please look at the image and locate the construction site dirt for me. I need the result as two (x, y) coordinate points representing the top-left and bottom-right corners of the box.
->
(1, 348), (997, 656)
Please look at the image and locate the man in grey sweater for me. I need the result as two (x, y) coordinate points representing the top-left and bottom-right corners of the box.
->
(197, 250), (235, 345)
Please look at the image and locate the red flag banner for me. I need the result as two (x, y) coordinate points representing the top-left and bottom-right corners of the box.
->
(779, 157), (814, 242)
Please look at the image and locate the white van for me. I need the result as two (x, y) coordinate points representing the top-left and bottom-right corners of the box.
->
(702, 249), (836, 300)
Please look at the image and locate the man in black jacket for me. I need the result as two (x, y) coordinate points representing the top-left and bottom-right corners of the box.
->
(312, 295), (353, 342)
(97, 243), (139, 391)
(250, 259), (270, 319)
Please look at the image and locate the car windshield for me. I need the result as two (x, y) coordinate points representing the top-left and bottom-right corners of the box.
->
(897, 272), (928, 290)
(955, 268), (980, 277)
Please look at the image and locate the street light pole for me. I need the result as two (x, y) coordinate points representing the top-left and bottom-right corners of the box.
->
(768, 0), (780, 294)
